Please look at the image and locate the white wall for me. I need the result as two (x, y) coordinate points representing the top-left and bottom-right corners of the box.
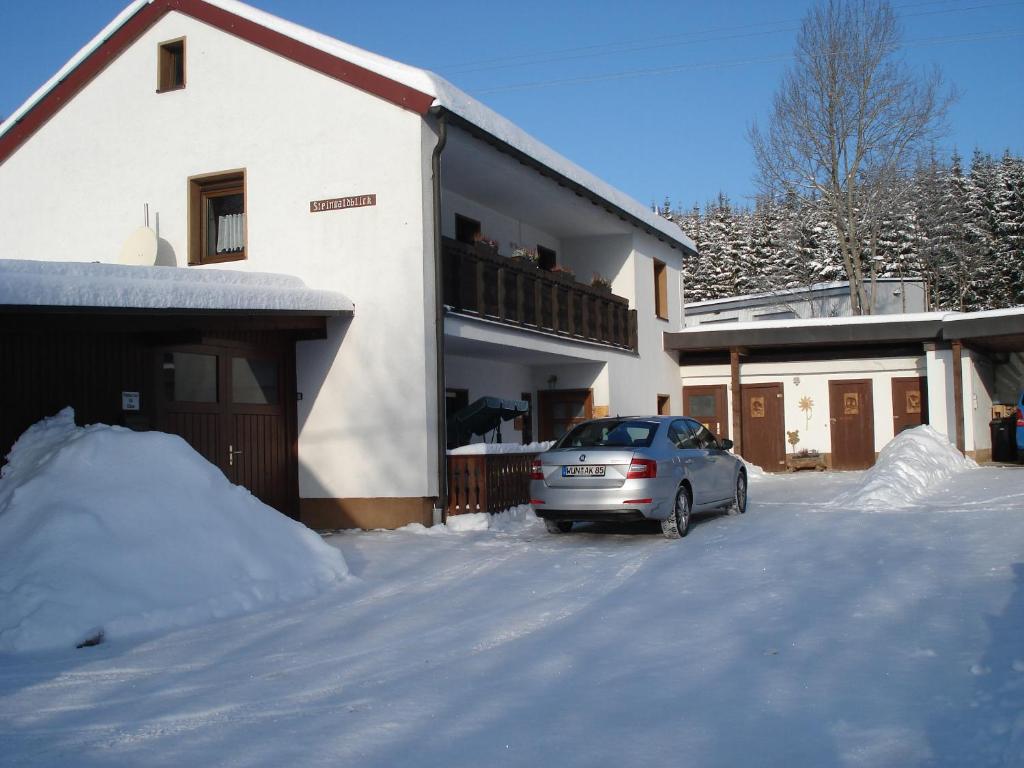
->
(445, 355), (534, 444)
(440, 189), (560, 258)
(925, 348), (955, 442)
(561, 234), (632, 299)
(966, 351), (994, 453)
(625, 230), (685, 415)
(681, 356), (926, 455)
(0, 12), (439, 501)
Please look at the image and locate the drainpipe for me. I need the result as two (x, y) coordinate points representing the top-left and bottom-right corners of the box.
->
(431, 110), (449, 524)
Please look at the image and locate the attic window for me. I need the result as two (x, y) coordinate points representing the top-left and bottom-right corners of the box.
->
(158, 38), (185, 92)
(189, 170), (246, 265)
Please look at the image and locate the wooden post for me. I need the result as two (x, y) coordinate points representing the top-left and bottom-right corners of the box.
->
(730, 347), (743, 457)
(474, 257), (485, 315)
(497, 265), (506, 320)
(515, 273), (525, 325)
(952, 340), (965, 454)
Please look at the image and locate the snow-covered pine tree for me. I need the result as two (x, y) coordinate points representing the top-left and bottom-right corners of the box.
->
(964, 149), (1006, 308)
(994, 151), (1024, 304)
(702, 194), (745, 299)
(910, 151), (947, 310)
(873, 176), (921, 310)
(742, 196), (785, 294)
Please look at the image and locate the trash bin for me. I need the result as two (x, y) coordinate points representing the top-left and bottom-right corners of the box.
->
(991, 417), (1018, 463)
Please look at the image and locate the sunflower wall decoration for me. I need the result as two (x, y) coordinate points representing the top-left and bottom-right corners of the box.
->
(798, 395), (814, 429)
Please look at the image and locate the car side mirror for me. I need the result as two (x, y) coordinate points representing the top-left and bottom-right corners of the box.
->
(719, 439), (734, 451)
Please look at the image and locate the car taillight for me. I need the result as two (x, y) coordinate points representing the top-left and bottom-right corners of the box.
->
(530, 459), (544, 480)
(1018, 407), (1024, 427)
(626, 458), (657, 479)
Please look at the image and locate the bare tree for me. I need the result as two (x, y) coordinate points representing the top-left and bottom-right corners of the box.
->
(750, 0), (953, 314)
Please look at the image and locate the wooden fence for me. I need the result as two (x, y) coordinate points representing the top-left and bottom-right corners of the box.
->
(442, 237), (638, 351)
(446, 452), (539, 516)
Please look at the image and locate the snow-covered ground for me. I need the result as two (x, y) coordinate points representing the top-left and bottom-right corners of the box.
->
(2, 439), (1023, 766)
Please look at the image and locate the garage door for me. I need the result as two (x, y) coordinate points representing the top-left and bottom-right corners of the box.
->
(156, 342), (296, 517)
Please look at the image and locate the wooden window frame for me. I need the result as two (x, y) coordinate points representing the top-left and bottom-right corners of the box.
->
(188, 169), (247, 265)
(653, 258), (668, 320)
(657, 394), (671, 416)
(157, 37), (186, 93)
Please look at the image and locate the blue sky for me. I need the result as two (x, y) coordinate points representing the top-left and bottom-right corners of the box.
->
(1, 0), (1021, 211)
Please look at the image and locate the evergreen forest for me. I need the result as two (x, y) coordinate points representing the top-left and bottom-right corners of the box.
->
(662, 149), (1024, 312)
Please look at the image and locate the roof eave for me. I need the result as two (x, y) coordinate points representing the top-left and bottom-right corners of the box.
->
(664, 318), (946, 353)
(435, 108), (697, 257)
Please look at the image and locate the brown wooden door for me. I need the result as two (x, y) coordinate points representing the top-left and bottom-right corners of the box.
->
(740, 383), (786, 471)
(538, 389), (593, 441)
(829, 379), (876, 470)
(156, 342), (296, 517)
(892, 376), (928, 435)
(683, 384), (729, 439)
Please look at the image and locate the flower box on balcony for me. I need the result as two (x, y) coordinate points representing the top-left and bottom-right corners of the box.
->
(509, 255), (538, 271)
(546, 267), (577, 285)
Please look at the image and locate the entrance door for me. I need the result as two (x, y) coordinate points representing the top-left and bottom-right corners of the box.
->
(829, 379), (876, 470)
(740, 383), (786, 472)
(683, 384), (729, 439)
(156, 343), (296, 517)
(892, 376), (928, 435)
(538, 389), (593, 441)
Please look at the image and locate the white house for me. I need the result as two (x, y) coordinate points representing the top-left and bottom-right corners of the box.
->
(667, 309), (1024, 470)
(0, 0), (693, 529)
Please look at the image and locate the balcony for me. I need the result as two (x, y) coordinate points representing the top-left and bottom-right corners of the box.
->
(442, 237), (637, 351)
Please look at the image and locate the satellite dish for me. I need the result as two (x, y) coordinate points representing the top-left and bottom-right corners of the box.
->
(118, 226), (158, 266)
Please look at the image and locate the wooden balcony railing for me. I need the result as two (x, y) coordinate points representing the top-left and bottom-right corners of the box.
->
(442, 237), (638, 351)
(447, 452), (539, 516)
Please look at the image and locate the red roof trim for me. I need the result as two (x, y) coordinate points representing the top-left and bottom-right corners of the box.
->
(0, 0), (434, 166)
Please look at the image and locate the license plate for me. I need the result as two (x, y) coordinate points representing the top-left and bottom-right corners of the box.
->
(562, 465), (605, 477)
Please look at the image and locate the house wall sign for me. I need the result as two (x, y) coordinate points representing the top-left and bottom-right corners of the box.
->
(310, 194), (376, 213)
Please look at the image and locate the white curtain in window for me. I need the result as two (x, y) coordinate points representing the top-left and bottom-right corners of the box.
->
(216, 213), (245, 253)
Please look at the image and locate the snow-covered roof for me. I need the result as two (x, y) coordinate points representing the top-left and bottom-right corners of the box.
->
(685, 278), (922, 310)
(666, 306), (1024, 352)
(0, 0), (694, 253)
(0, 259), (353, 314)
(675, 311), (951, 336)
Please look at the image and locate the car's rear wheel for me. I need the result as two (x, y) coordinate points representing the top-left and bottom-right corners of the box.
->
(661, 486), (691, 539)
(544, 519), (573, 534)
(727, 471), (747, 515)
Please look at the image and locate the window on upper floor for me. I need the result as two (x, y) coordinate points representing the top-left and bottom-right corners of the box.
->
(157, 38), (186, 92)
(536, 245), (557, 271)
(653, 259), (668, 319)
(188, 170), (246, 265)
(455, 214), (480, 245)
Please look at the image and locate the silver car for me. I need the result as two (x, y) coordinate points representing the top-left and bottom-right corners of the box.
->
(529, 416), (747, 539)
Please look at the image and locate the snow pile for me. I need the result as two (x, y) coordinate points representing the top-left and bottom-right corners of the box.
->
(0, 409), (349, 653)
(446, 505), (541, 533)
(742, 458), (768, 482)
(400, 505), (541, 534)
(448, 441), (553, 455)
(831, 425), (976, 510)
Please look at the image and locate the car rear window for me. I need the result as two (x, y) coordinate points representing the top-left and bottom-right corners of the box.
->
(554, 420), (658, 449)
